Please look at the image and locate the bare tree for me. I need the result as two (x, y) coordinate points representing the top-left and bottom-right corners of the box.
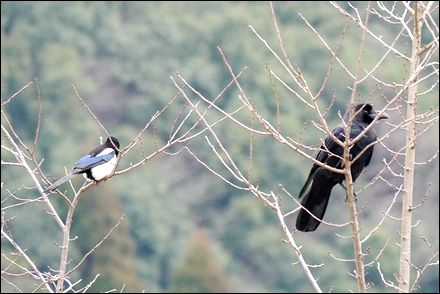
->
(1, 80), (230, 292)
(180, 1), (439, 292)
(398, 2), (431, 292)
(1, 2), (437, 293)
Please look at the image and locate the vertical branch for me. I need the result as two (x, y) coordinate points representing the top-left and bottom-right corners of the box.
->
(248, 114), (255, 184)
(344, 2), (371, 292)
(343, 161), (366, 292)
(55, 183), (90, 292)
(55, 185), (95, 292)
(399, 2), (422, 292)
(56, 202), (75, 292)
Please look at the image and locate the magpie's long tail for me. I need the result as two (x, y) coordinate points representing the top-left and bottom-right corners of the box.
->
(44, 172), (76, 194)
(296, 179), (337, 232)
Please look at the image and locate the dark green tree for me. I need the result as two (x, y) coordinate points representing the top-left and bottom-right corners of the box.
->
(71, 185), (146, 292)
(168, 229), (229, 293)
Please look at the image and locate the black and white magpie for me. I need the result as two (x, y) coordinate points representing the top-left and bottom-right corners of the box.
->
(44, 136), (120, 193)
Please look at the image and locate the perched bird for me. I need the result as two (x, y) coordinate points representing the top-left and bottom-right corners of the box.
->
(44, 136), (120, 193)
(296, 103), (388, 232)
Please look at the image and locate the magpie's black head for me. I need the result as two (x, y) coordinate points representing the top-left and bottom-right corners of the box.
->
(351, 103), (389, 125)
(106, 136), (120, 150)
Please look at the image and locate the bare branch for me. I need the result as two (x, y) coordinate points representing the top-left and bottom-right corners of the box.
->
(1, 225), (54, 292)
(1, 125), (65, 229)
(1, 81), (33, 107)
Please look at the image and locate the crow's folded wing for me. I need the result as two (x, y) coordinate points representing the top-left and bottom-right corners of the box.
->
(298, 126), (345, 198)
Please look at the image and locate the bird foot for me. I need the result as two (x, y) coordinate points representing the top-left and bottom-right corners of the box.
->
(344, 193), (358, 203)
(340, 183), (357, 203)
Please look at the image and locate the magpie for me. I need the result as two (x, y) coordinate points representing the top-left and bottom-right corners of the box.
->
(296, 103), (388, 232)
(44, 136), (120, 193)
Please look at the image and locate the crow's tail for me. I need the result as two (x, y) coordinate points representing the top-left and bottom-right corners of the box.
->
(44, 172), (76, 194)
(296, 180), (336, 232)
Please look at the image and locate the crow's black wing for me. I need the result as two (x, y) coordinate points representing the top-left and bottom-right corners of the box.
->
(296, 170), (336, 231)
(348, 123), (378, 181)
(298, 126), (345, 198)
(296, 126), (346, 231)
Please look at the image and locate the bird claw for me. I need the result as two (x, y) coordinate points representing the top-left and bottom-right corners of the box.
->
(344, 193), (358, 203)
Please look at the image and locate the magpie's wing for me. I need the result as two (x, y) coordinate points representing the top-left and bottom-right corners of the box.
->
(298, 126), (345, 198)
(73, 151), (116, 172)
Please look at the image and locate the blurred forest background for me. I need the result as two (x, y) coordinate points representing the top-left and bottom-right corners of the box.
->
(1, 1), (438, 293)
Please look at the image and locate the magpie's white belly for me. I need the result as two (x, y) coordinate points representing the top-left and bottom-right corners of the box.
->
(90, 156), (117, 181)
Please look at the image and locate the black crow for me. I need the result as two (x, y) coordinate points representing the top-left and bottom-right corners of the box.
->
(296, 103), (388, 232)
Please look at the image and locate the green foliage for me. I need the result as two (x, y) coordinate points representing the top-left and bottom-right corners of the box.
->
(168, 229), (229, 293)
(113, 154), (194, 291)
(218, 195), (304, 291)
(1, 2), (438, 293)
(71, 185), (146, 292)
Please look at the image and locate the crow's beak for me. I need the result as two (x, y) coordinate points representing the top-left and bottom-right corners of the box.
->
(378, 112), (389, 120)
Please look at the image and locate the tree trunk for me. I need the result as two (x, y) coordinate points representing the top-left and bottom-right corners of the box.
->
(399, 1), (422, 292)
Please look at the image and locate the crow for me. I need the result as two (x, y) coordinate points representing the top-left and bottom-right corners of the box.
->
(296, 103), (388, 232)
